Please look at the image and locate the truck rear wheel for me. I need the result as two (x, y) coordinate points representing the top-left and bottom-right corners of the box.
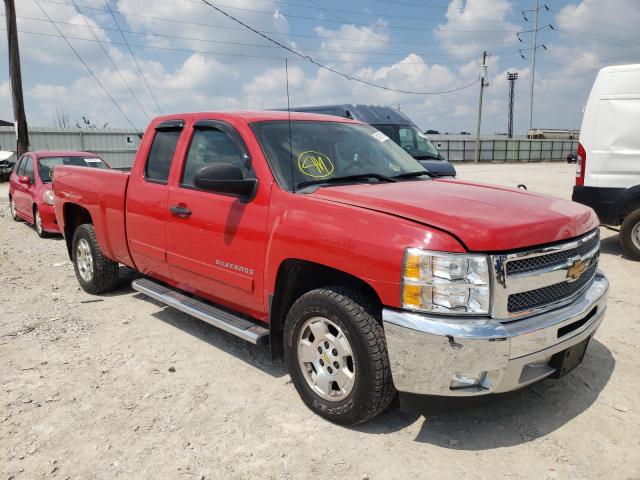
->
(72, 223), (120, 294)
(620, 209), (640, 261)
(283, 287), (395, 425)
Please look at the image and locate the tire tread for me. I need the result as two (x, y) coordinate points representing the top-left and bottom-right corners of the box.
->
(73, 224), (119, 294)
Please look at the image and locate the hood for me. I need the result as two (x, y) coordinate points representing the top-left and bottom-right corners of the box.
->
(310, 179), (598, 251)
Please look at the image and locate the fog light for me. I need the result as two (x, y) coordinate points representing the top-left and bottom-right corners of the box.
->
(450, 371), (488, 390)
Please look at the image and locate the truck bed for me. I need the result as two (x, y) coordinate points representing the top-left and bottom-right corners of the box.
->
(53, 165), (133, 267)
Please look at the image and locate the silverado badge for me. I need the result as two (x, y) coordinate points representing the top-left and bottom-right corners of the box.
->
(566, 257), (588, 282)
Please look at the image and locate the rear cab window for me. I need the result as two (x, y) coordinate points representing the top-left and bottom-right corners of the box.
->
(145, 120), (184, 183)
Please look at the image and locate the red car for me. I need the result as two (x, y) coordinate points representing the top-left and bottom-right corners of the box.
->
(9, 151), (109, 237)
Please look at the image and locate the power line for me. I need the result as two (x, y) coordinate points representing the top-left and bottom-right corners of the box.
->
(45, 0), (640, 46)
(53, 0), (519, 33)
(38, 0), (520, 46)
(183, 0), (513, 24)
(10, 13), (524, 60)
(12, 14), (528, 60)
(184, 0), (519, 32)
(197, 0), (481, 95)
(305, 0), (416, 57)
(103, 0), (163, 115)
(1, 26), (524, 66)
(69, 0), (151, 121)
(548, 6), (639, 35)
(371, 0), (511, 12)
(32, 0), (138, 129)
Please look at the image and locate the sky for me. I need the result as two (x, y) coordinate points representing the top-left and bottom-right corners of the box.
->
(1, 0), (639, 134)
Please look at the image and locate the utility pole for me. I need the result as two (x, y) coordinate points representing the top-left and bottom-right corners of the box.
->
(528, 0), (539, 133)
(474, 50), (488, 163)
(4, 0), (29, 154)
(507, 72), (518, 138)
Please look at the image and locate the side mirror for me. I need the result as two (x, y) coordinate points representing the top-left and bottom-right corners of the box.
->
(18, 175), (31, 185)
(194, 163), (257, 197)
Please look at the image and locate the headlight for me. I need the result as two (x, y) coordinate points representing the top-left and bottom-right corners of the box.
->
(402, 248), (490, 315)
(43, 189), (55, 206)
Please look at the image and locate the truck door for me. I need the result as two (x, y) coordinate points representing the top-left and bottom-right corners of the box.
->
(126, 120), (185, 282)
(166, 119), (270, 318)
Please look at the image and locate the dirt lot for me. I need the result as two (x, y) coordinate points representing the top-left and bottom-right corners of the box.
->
(1, 162), (639, 480)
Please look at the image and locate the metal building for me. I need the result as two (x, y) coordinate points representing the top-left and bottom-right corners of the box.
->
(0, 126), (142, 169)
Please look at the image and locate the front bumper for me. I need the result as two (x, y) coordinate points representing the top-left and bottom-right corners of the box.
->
(38, 203), (60, 233)
(383, 272), (608, 396)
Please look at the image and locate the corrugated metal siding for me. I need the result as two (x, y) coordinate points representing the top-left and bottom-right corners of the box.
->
(0, 127), (142, 168)
(426, 135), (578, 163)
(0, 127), (577, 167)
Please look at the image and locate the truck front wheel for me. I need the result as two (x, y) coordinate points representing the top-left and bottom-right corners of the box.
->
(620, 209), (640, 260)
(72, 224), (120, 294)
(283, 287), (396, 425)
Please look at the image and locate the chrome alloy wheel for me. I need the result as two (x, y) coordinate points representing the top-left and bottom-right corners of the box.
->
(35, 210), (43, 235)
(632, 221), (640, 250)
(76, 238), (94, 282)
(10, 198), (17, 219)
(297, 316), (356, 402)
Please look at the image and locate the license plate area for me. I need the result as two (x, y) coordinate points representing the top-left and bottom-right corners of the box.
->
(550, 336), (591, 378)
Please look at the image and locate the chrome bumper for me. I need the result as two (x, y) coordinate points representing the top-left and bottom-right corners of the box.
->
(383, 272), (609, 396)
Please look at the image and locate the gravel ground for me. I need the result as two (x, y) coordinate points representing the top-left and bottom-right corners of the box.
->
(1, 162), (639, 480)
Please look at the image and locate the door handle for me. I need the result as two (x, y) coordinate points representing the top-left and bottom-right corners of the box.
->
(170, 205), (192, 218)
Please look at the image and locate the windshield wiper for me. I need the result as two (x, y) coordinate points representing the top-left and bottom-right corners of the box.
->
(413, 154), (440, 160)
(392, 170), (434, 180)
(296, 173), (398, 190)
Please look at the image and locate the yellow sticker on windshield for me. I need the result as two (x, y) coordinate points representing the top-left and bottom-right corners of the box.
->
(297, 151), (334, 178)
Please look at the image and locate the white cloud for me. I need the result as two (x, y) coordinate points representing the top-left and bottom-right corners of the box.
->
(435, 0), (519, 57)
(315, 20), (390, 64)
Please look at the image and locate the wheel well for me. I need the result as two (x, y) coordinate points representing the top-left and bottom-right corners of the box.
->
(268, 259), (382, 358)
(63, 203), (92, 258)
(620, 197), (640, 223)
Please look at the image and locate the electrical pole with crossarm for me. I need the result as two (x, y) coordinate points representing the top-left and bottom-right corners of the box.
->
(507, 72), (518, 138)
(4, 0), (29, 155)
(474, 51), (488, 163)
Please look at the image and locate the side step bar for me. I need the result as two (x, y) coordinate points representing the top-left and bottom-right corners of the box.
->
(132, 278), (269, 346)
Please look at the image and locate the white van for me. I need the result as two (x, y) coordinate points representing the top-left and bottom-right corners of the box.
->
(572, 63), (640, 260)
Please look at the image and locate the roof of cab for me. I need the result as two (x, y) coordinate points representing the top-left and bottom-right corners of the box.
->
(152, 110), (365, 124)
(30, 151), (101, 159)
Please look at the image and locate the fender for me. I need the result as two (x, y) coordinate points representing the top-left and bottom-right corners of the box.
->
(263, 187), (465, 310)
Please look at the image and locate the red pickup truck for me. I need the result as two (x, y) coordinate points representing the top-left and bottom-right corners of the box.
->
(53, 111), (608, 424)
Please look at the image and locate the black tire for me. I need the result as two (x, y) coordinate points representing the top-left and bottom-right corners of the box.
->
(72, 223), (120, 294)
(9, 196), (20, 221)
(619, 209), (640, 261)
(283, 287), (396, 425)
(33, 206), (49, 238)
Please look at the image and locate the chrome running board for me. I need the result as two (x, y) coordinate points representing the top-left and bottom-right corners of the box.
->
(132, 278), (269, 345)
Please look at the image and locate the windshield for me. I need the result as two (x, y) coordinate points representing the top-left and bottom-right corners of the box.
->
(251, 120), (426, 191)
(38, 156), (107, 182)
(373, 125), (440, 158)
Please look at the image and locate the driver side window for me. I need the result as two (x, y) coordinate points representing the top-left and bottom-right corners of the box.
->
(181, 128), (247, 188)
(23, 157), (35, 183)
(15, 156), (26, 176)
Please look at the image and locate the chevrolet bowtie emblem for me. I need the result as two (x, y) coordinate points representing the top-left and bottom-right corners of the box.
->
(566, 258), (588, 281)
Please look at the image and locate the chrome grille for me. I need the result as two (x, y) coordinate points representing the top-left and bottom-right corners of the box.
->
(506, 231), (600, 275)
(507, 264), (597, 313)
(491, 229), (600, 320)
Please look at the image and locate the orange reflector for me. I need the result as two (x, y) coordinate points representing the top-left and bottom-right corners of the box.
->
(403, 284), (423, 307)
(404, 254), (421, 280)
